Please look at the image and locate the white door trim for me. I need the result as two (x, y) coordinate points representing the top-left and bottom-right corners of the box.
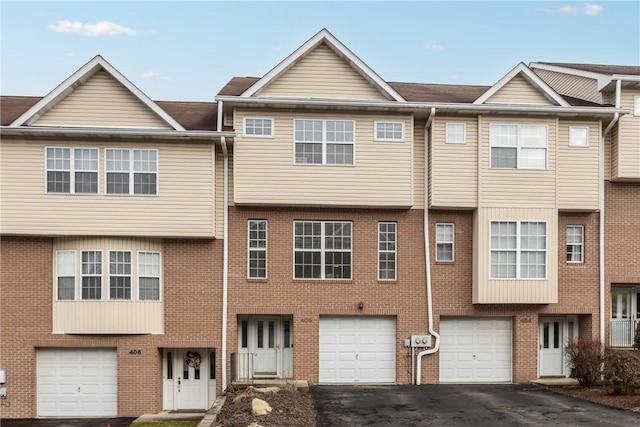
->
(538, 317), (566, 377)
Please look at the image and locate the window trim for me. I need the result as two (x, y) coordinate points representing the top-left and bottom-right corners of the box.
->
(566, 225), (584, 264)
(435, 223), (455, 262)
(489, 220), (548, 280)
(569, 126), (589, 147)
(56, 250), (76, 301)
(445, 123), (466, 144)
(374, 121), (405, 142)
(45, 147), (99, 194)
(489, 123), (548, 170)
(138, 250), (162, 301)
(247, 219), (268, 279)
(293, 119), (356, 166)
(105, 148), (159, 196)
(293, 220), (353, 280)
(108, 250), (132, 301)
(634, 96), (640, 116)
(378, 221), (397, 281)
(81, 249), (103, 301)
(243, 117), (274, 138)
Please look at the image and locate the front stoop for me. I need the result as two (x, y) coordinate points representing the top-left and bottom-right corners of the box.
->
(531, 378), (579, 386)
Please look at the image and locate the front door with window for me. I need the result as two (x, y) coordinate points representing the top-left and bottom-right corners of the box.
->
(162, 349), (215, 410)
(611, 287), (635, 347)
(539, 318), (564, 376)
(253, 317), (278, 377)
(236, 315), (293, 381)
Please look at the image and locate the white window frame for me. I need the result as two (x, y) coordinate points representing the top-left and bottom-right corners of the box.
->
(293, 119), (355, 166)
(45, 147), (99, 194)
(243, 117), (274, 138)
(293, 220), (352, 280)
(634, 96), (640, 116)
(248, 220), (268, 279)
(490, 220), (547, 280)
(566, 225), (584, 264)
(56, 250), (76, 301)
(374, 121), (404, 142)
(569, 126), (589, 147)
(435, 223), (455, 262)
(105, 148), (158, 195)
(489, 124), (548, 170)
(445, 123), (466, 144)
(81, 249), (103, 301)
(108, 250), (132, 301)
(138, 251), (162, 301)
(378, 222), (397, 280)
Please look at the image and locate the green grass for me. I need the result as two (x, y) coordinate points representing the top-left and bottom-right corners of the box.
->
(130, 421), (199, 427)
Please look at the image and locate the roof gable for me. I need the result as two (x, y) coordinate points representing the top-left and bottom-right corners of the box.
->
(241, 29), (405, 102)
(10, 55), (185, 130)
(474, 63), (569, 106)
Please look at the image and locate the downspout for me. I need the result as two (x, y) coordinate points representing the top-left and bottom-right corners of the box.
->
(218, 101), (230, 392)
(600, 80), (620, 346)
(416, 107), (441, 385)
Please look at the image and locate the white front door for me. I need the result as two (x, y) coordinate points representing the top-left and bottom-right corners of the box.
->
(162, 349), (210, 410)
(253, 317), (278, 377)
(539, 318), (564, 376)
(611, 288), (633, 347)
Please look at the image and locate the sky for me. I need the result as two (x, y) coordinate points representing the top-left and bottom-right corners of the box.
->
(1, 1), (639, 102)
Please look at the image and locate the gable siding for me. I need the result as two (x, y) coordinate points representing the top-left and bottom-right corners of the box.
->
(614, 89), (640, 180)
(413, 118), (426, 208)
(257, 44), (389, 100)
(34, 71), (172, 128)
(533, 69), (602, 104)
(486, 74), (552, 105)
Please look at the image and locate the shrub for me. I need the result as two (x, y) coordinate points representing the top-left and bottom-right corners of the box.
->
(634, 322), (640, 350)
(603, 349), (640, 395)
(565, 340), (603, 388)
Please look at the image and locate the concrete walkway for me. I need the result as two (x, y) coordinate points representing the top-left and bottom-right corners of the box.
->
(131, 396), (226, 427)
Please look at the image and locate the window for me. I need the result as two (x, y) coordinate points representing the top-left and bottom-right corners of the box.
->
(109, 251), (132, 300)
(566, 225), (584, 263)
(634, 96), (640, 116)
(139, 252), (161, 300)
(490, 221), (547, 279)
(569, 127), (589, 147)
(248, 220), (267, 278)
(490, 124), (547, 169)
(446, 123), (466, 144)
(378, 222), (397, 280)
(244, 118), (273, 137)
(46, 147), (98, 194)
(56, 250), (76, 300)
(375, 121), (404, 141)
(81, 250), (102, 300)
(106, 149), (157, 195)
(294, 221), (352, 279)
(435, 223), (454, 262)
(294, 119), (354, 165)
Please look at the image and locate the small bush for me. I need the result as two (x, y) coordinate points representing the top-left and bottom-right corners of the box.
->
(603, 349), (640, 395)
(634, 322), (640, 350)
(565, 340), (603, 388)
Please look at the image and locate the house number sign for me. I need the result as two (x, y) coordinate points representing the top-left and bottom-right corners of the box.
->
(129, 349), (142, 355)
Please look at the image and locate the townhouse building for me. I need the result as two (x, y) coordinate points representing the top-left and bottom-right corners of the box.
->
(0, 29), (637, 419)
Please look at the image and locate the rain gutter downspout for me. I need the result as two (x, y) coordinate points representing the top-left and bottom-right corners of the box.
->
(219, 101), (230, 392)
(416, 107), (441, 385)
(600, 80), (621, 346)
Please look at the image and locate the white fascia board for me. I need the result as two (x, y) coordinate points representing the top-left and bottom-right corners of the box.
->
(474, 62), (570, 107)
(0, 125), (233, 141)
(240, 28), (406, 102)
(529, 62), (613, 91)
(9, 55), (186, 131)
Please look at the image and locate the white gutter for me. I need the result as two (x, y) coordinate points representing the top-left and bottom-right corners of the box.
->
(599, 80), (621, 346)
(0, 126), (235, 140)
(416, 107), (441, 385)
(218, 100), (230, 392)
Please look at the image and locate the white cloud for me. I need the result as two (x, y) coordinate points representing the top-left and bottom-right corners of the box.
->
(49, 20), (137, 37)
(141, 70), (160, 79)
(558, 4), (604, 15)
(424, 42), (444, 51)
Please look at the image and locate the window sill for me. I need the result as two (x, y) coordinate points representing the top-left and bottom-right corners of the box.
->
(247, 278), (268, 283)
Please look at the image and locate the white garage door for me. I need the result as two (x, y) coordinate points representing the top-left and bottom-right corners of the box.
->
(37, 348), (117, 417)
(439, 318), (512, 382)
(319, 316), (395, 383)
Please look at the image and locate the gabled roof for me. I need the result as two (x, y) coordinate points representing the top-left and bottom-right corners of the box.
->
(9, 55), (186, 130)
(239, 28), (405, 102)
(388, 82), (489, 103)
(474, 62), (570, 107)
(532, 62), (640, 77)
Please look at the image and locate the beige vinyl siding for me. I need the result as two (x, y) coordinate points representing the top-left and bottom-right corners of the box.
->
(605, 131), (613, 181)
(612, 89), (640, 180)
(479, 116), (557, 207)
(430, 116), (478, 208)
(215, 146), (233, 237)
(557, 120), (601, 210)
(413, 118), (425, 208)
(609, 127), (618, 180)
(233, 109), (413, 207)
(472, 207), (558, 304)
(34, 71), (172, 128)
(52, 237), (163, 334)
(532, 69), (602, 104)
(257, 43), (389, 100)
(0, 139), (215, 237)
(486, 74), (552, 105)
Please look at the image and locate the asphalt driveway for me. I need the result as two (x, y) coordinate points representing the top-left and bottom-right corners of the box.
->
(311, 384), (640, 426)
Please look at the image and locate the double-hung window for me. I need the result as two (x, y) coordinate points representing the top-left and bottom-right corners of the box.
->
(566, 225), (584, 263)
(294, 119), (354, 165)
(490, 221), (547, 279)
(436, 223), (454, 262)
(244, 118), (273, 137)
(81, 250), (102, 300)
(106, 149), (157, 195)
(248, 220), (267, 278)
(46, 147), (99, 193)
(378, 222), (397, 280)
(490, 124), (547, 169)
(294, 221), (352, 279)
(138, 251), (161, 300)
(109, 251), (132, 300)
(56, 250), (76, 300)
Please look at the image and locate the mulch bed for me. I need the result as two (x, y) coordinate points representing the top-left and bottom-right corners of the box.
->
(216, 386), (316, 427)
(551, 385), (640, 411)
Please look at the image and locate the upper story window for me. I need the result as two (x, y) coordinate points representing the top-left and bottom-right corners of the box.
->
(294, 119), (354, 165)
(490, 221), (547, 279)
(446, 123), (466, 144)
(248, 220), (267, 279)
(294, 221), (352, 279)
(490, 124), (547, 169)
(435, 223), (454, 262)
(56, 250), (76, 300)
(81, 250), (103, 300)
(378, 222), (397, 280)
(244, 118), (273, 137)
(46, 147), (98, 194)
(109, 251), (132, 300)
(375, 121), (404, 142)
(634, 96), (640, 116)
(566, 225), (584, 263)
(569, 127), (589, 147)
(138, 251), (161, 300)
(106, 149), (157, 195)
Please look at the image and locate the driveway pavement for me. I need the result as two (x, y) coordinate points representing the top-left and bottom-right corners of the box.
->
(311, 384), (640, 426)
(0, 417), (136, 427)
